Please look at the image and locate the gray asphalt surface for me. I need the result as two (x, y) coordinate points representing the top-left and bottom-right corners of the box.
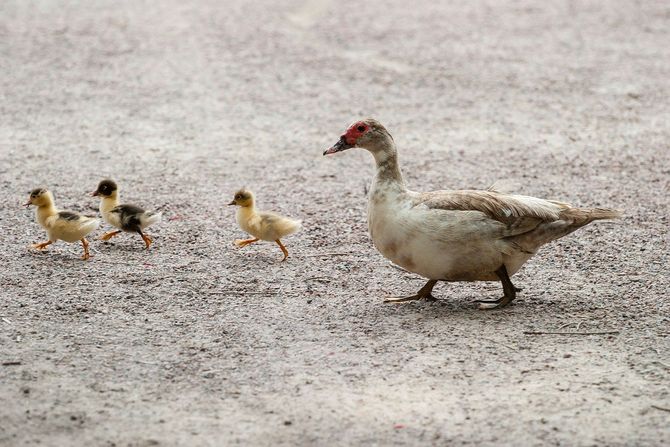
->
(1, 0), (669, 445)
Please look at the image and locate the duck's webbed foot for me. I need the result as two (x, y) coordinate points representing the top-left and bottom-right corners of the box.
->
(476, 295), (511, 309)
(99, 230), (121, 241)
(138, 231), (153, 249)
(31, 241), (53, 251)
(476, 265), (518, 310)
(234, 238), (258, 248)
(384, 280), (438, 303)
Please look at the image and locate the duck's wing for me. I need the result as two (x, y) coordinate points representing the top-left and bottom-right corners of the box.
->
(413, 190), (569, 227)
(111, 204), (145, 232)
(412, 189), (619, 252)
(57, 211), (82, 221)
(48, 210), (99, 239)
(54, 211), (98, 227)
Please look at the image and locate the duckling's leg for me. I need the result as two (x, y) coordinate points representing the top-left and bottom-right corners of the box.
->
(31, 241), (53, 251)
(80, 238), (91, 260)
(234, 238), (259, 248)
(384, 280), (438, 303)
(138, 231), (153, 249)
(99, 230), (122, 241)
(475, 265), (517, 310)
(275, 239), (289, 262)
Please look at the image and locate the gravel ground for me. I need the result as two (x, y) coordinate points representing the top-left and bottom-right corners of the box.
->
(1, 0), (669, 445)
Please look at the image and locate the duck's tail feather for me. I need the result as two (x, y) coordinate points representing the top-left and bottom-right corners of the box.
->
(561, 207), (623, 225)
(143, 211), (162, 227)
(507, 207), (622, 253)
(80, 218), (100, 234)
(281, 219), (302, 237)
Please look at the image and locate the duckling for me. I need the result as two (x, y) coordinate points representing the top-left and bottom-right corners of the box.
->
(24, 188), (99, 260)
(229, 189), (301, 262)
(91, 179), (162, 249)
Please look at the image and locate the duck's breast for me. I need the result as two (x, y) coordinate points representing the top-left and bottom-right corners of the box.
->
(368, 195), (506, 281)
(237, 209), (263, 239)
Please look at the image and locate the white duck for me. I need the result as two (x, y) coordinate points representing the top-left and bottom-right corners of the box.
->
(24, 188), (99, 260)
(324, 119), (621, 309)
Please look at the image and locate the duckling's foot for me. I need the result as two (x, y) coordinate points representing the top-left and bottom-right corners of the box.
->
(275, 239), (289, 262)
(384, 280), (438, 303)
(234, 238), (259, 248)
(31, 241), (53, 251)
(138, 231), (153, 250)
(80, 238), (90, 260)
(99, 230), (122, 241)
(475, 265), (517, 310)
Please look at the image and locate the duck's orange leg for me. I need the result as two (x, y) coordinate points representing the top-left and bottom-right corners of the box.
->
(138, 231), (153, 250)
(99, 230), (122, 241)
(31, 240), (53, 251)
(234, 238), (259, 248)
(80, 238), (91, 260)
(275, 239), (289, 262)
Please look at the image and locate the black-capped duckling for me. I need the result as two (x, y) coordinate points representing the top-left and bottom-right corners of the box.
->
(91, 179), (162, 249)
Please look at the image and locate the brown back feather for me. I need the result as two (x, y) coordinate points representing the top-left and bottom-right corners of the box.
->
(415, 190), (569, 223)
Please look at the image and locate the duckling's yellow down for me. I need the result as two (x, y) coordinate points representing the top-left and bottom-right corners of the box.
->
(236, 206), (302, 241)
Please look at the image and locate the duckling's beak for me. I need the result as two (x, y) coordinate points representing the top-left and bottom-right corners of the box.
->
(90, 191), (99, 197)
(323, 135), (354, 155)
(23, 199), (32, 207)
(228, 200), (236, 206)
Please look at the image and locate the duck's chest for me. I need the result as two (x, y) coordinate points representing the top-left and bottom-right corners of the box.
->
(236, 208), (260, 235)
(367, 187), (416, 262)
(100, 200), (121, 228)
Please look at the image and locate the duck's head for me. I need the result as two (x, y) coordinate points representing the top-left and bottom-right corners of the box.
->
(323, 118), (395, 156)
(24, 188), (52, 207)
(228, 189), (254, 207)
(91, 179), (118, 198)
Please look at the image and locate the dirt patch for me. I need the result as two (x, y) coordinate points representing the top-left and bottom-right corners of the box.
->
(0, 0), (668, 445)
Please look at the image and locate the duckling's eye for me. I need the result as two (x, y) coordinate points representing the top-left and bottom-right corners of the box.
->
(235, 195), (241, 200)
(357, 125), (366, 132)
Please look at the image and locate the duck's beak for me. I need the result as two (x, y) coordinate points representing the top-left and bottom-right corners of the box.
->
(23, 199), (32, 207)
(323, 136), (354, 155)
(228, 200), (236, 206)
(90, 191), (99, 197)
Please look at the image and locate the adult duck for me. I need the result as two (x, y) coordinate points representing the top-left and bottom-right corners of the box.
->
(324, 119), (621, 309)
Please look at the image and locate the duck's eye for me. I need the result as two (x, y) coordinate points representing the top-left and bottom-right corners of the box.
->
(357, 125), (366, 132)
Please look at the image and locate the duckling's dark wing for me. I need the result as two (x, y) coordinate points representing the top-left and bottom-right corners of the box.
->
(111, 204), (145, 232)
(58, 211), (81, 221)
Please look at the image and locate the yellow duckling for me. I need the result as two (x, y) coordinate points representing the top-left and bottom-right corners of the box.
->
(24, 188), (99, 260)
(229, 189), (301, 261)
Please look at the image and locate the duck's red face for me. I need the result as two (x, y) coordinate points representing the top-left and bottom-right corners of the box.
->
(323, 121), (370, 155)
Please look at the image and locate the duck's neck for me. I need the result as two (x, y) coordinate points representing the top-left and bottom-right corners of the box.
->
(36, 202), (57, 227)
(100, 193), (120, 214)
(371, 139), (406, 192)
(237, 203), (257, 219)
